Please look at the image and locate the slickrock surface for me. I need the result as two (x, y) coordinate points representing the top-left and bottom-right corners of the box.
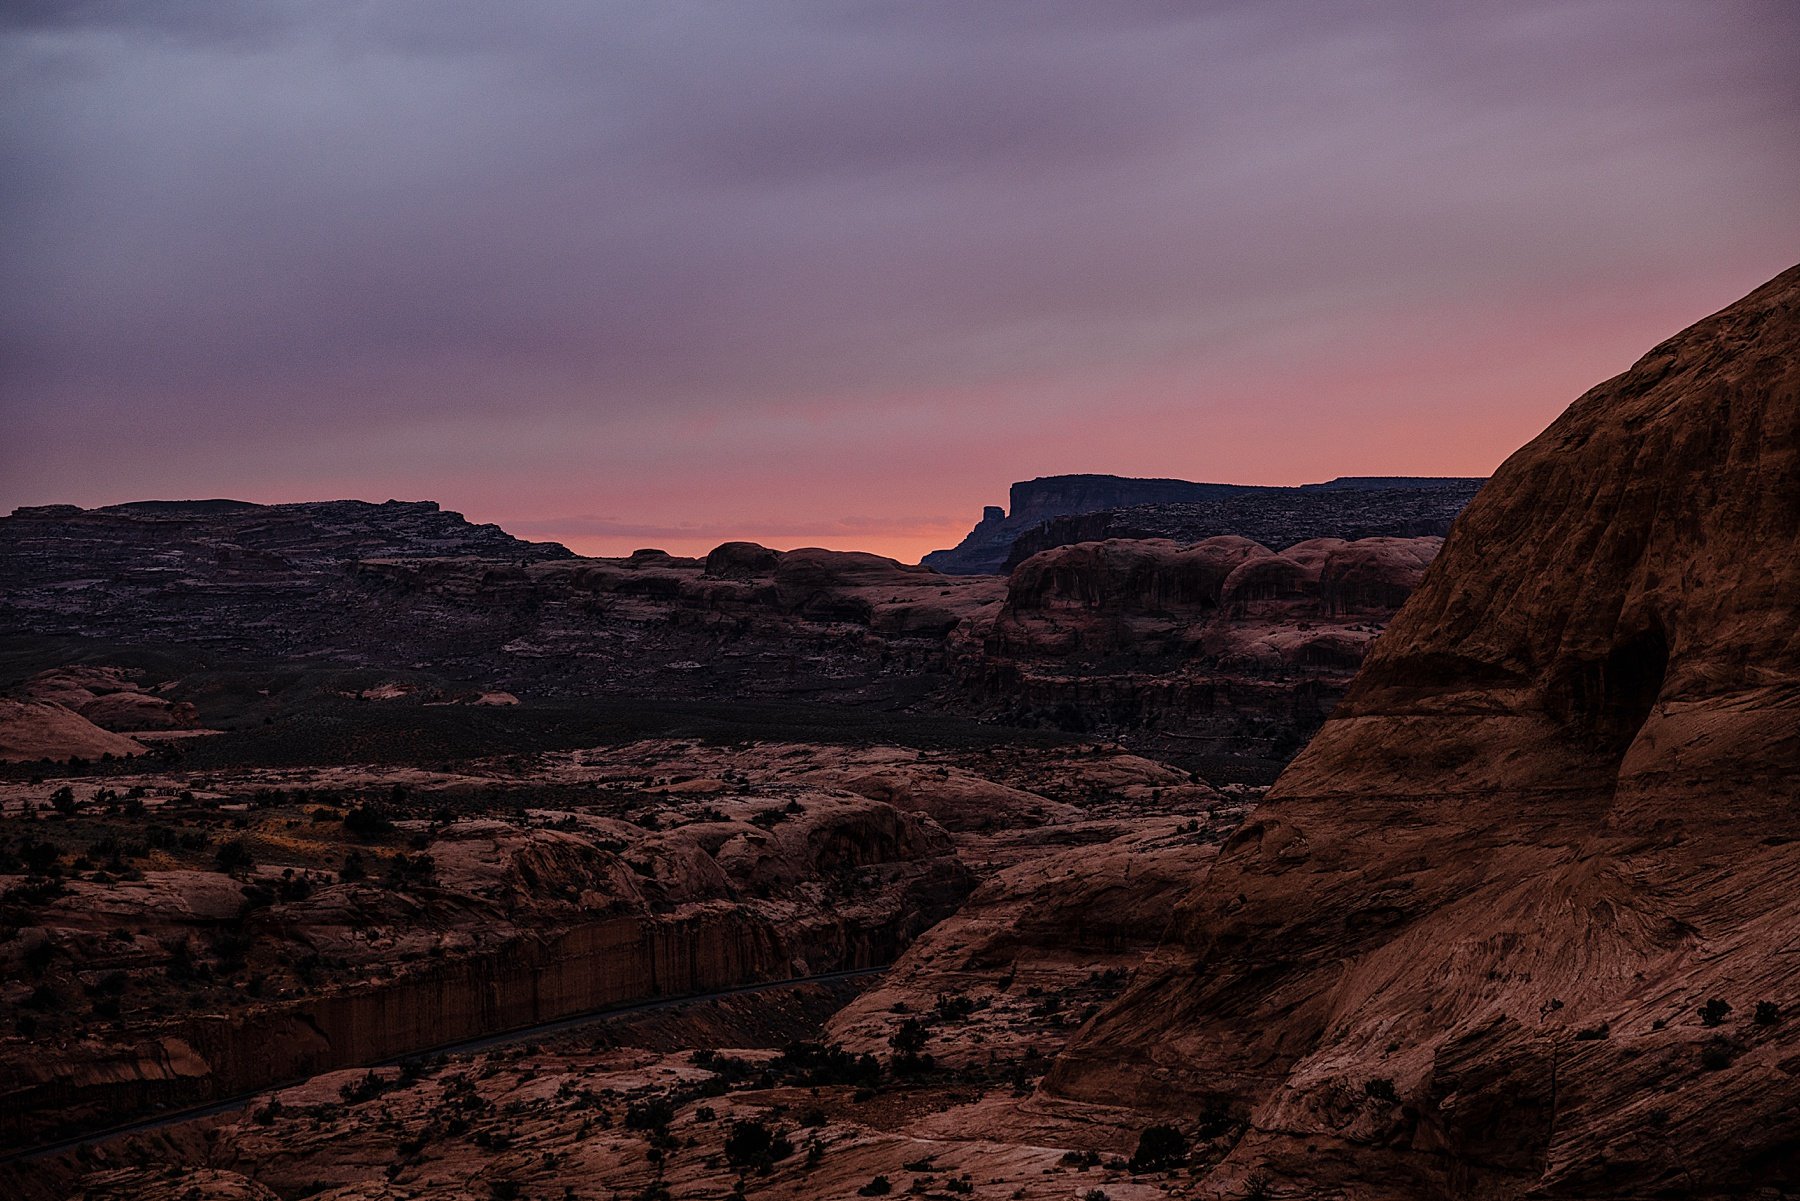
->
(0, 735), (1238, 1159)
(0, 700), (147, 764)
(955, 534), (1442, 779)
(1044, 264), (1800, 1196)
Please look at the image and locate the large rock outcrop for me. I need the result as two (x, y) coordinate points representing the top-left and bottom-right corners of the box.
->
(1047, 264), (1800, 1197)
(957, 534), (1443, 779)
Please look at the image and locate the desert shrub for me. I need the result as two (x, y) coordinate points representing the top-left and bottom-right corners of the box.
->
(774, 1041), (881, 1087)
(1364, 1077), (1401, 1105)
(23, 939), (55, 974)
(214, 839), (254, 872)
(1700, 1037), (1738, 1071)
(344, 804), (395, 840)
(888, 1018), (934, 1075)
(934, 992), (979, 1021)
(18, 837), (60, 875)
(723, 1118), (792, 1171)
(1088, 966), (1128, 990)
(856, 1177), (891, 1197)
(49, 787), (76, 816)
(625, 1097), (676, 1131)
(890, 1018), (929, 1055)
(1755, 1001), (1781, 1026)
(339, 1071), (399, 1104)
(1699, 998), (1732, 1027)
(386, 852), (435, 888)
(1129, 1124), (1188, 1172)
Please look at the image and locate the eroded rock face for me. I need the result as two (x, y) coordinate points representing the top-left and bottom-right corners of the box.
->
(1049, 264), (1800, 1197)
(1000, 480), (1480, 571)
(924, 474), (1480, 575)
(957, 534), (1442, 778)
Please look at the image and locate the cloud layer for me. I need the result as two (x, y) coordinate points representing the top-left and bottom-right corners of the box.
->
(4, 1), (1797, 560)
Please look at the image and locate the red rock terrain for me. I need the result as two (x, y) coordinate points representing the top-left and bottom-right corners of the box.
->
(9, 264), (1795, 1201)
(0, 734), (1235, 1165)
(2, 495), (1433, 778)
(1040, 263), (1800, 1196)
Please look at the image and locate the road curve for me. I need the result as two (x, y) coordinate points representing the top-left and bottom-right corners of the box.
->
(5, 965), (887, 1166)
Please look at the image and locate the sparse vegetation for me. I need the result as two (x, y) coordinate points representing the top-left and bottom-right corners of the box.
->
(1129, 1124), (1188, 1173)
(1364, 1077), (1401, 1105)
(723, 1118), (793, 1172)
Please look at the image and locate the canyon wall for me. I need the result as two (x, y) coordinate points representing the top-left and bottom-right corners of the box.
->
(953, 534), (1442, 779)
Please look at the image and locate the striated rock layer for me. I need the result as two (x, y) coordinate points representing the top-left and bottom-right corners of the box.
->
(1048, 264), (1800, 1196)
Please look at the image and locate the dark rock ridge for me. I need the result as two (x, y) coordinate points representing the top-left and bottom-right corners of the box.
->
(1041, 262), (1800, 1196)
(923, 473), (1480, 574)
(4, 499), (571, 575)
(0, 502), (1003, 710)
(1001, 479), (1482, 571)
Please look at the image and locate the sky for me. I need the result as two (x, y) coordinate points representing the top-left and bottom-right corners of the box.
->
(2, 2), (1797, 563)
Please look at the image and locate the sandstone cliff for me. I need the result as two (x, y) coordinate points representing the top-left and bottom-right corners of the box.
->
(1045, 263), (1800, 1197)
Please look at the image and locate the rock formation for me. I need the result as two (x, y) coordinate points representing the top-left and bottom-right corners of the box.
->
(1000, 479), (1481, 571)
(0, 700), (146, 764)
(956, 534), (1443, 779)
(1, 495), (1431, 773)
(924, 474), (1481, 575)
(1042, 263), (1800, 1196)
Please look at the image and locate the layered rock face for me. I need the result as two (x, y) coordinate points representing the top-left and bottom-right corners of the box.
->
(0, 499), (1008, 710)
(923, 475), (1255, 574)
(956, 534), (1443, 779)
(925, 474), (1480, 575)
(1047, 264), (1800, 1196)
(1001, 479), (1481, 571)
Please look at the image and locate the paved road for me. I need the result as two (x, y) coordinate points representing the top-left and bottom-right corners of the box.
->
(4, 965), (887, 1165)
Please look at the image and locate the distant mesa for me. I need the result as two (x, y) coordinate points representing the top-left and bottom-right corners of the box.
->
(921, 473), (1483, 574)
